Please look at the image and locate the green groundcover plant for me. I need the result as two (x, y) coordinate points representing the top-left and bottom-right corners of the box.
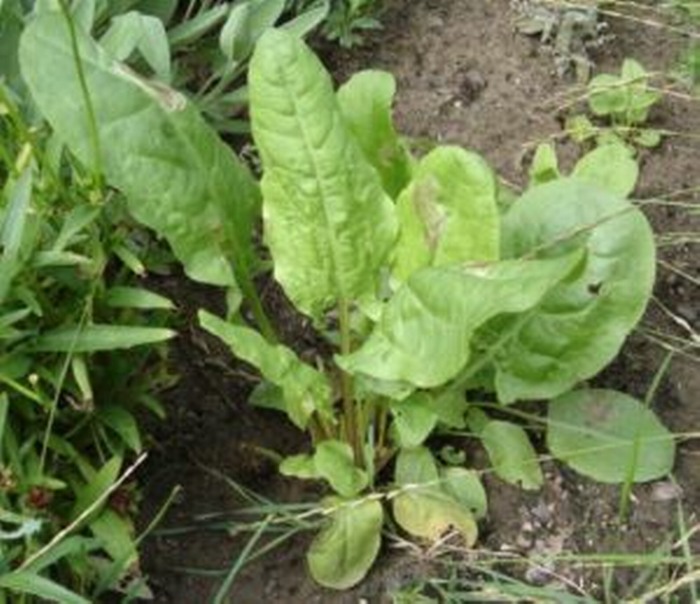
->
(567, 58), (664, 149)
(19, 11), (676, 592)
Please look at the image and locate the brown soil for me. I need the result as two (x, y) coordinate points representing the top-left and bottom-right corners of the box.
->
(138, 1), (700, 602)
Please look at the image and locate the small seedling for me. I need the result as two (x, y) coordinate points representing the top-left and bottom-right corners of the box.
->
(567, 58), (664, 148)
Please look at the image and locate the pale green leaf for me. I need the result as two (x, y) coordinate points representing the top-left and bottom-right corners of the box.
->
(441, 467), (487, 519)
(20, 12), (260, 289)
(479, 420), (543, 490)
(572, 144), (638, 198)
(529, 143), (560, 187)
(390, 393), (438, 448)
(279, 453), (318, 479)
(199, 310), (332, 428)
(100, 11), (171, 82)
(280, 0), (329, 38)
(340, 253), (581, 389)
(393, 146), (499, 282)
(337, 69), (412, 198)
(314, 440), (368, 498)
(495, 178), (655, 402)
(547, 389), (675, 483)
(307, 497), (383, 590)
(394, 446), (439, 486)
(249, 29), (397, 319)
(393, 488), (478, 545)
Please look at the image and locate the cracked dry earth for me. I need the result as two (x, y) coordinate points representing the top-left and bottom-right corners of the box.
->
(138, 1), (700, 602)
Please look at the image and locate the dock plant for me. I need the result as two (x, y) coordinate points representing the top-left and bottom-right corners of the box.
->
(19, 10), (676, 591)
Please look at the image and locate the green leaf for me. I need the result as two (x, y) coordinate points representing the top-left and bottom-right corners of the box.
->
(97, 405), (142, 452)
(90, 508), (137, 564)
(495, 178), (655, 402)
(390, 393), (438, 448)
(547, 389), (675, 483)
(393, 487), (478, 545)
(100, 11), (171, 82)
(314, 440), (368, 498)
(529, 143), (560, 187)
(279, 453), (318, 479)
(103, 286), (175, 310)
(393, 146), (499, 282)
(565, 114), (597, 143)
(337, 69), (412, 198)
(20, 11), (261, 289)
(31, 324), (175, 352)
(340, 253), (581, 389)
(72, 456), (122, 519)
(219, 0), (285, 63)
(572, 144), (638, 198)
(0, 572), (91, 604)
(394, 446), (439, 486)
(634, 128), (662, 148)
(280, 0), (329, 38)
(479, 420), (543, 490)
(307, 496), (383, 590)
(199, 310), (332, 429)
(440, 467), (487, 519)
(249, 29), (397, 319)
(167, 3), (229, 47)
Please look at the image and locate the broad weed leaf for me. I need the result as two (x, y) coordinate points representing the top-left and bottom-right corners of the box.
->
(307, 496), (383, 590)
(547, 389), (675, 483)
(496, 178), (655, 403)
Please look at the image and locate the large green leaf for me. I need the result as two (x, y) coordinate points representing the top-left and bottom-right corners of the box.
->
(199, 310), (332, 428)
(249, 29), (397, 319)
(19, 11), (260, 289)
(337, 69), (412, 199)
(307, 497), (383, 590)
(495, 179), (655, 403)
(547, 389), (675, 483)
(393, 146), (499, 282)
(339, 253), (581, 389)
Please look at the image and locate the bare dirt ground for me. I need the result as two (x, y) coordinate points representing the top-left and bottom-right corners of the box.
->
(138, 1), (700, 601)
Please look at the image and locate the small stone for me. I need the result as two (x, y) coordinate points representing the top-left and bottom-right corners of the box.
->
(650, 480), (683, 502)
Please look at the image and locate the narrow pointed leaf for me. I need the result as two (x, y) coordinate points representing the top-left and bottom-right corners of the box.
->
(0, 572), (90, 604)
(32, 324), (175, 352)
(199, 310), (332, 428)
(249, 29), (397, 319)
